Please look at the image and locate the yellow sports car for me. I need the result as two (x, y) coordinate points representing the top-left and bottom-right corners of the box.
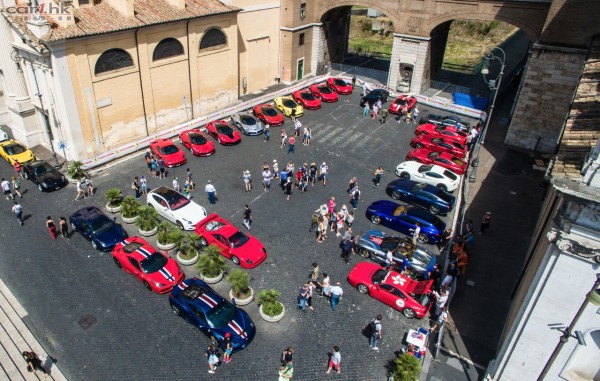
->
(274, 96), (304, 118)
(0, 139), (35, 165)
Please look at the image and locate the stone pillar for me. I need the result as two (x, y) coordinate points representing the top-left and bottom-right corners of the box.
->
(310, 24), (326, 75)
(505, 43), (587, 153)
(0, 15), (31, 104)
(388, 33), (430, 94)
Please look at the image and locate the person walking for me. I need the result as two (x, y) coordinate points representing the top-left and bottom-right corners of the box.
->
(74, 178), (86, 201)
(373, 166), (384, 187)
(85, 176), (94, 197)
(205, 344), (220, 374)
(278, 361), (294, 381)
(144, 150), (152, 173)
(341, 235), (354, 264)
(132, 176), (141, 199)
(11, 176), (22, 198)
(350, 186), (361, 209)
(306, 126), (312, 146)
(186, 168), (195, 191)
(307, 281), (316, 311)
(264, 124), (270, 142)
(480, 211), (492, 233)
(351, 75), (356, 89)
(285, 177), (293, 201)
(319, 162), (328, 186)
(362, 102), (370, 117)
(294, 119), (302, 137)
(410, 222), (421, 245)
(412, 105), (420, 124)
(330, 282), (343, 311)
(13, 160), (23, 179)
(205, 181), (217, 204)
(290, 108), (297, 123)
(281, 129), (288, 148)
(380, 108), (388, 124)
(308, 163), (317, 186)
(288, 136), (295, 154)
(371, 104), (379, 120)
(262, 168), (271, 191)
(158, 158), (166, 178)
(242, 204), (252, 230)
(46, 216), (57, 239)
(242, 170), (252, 192)
(172, 177), (180, 193)
(281, 347), (294, 365)
(297, 284), (309, 311)
(150, 157), (158, 178)
(369, 315), (382, 350)
(310, 262), (320, 283)
(2, 177), (13, 200)
(272, 159), (279, 179)
(12, 200), (23, 226)
(22, 351), (48, 378)
(361, 82), (367, 97)
(326, 346), (341, 374)
(59, 216), (69, 238)
(222, 333), (233, 364)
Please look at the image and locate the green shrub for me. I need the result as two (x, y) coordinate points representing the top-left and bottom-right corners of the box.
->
(135, 205), (159, 231)
(257, 289), (283, 316)
(391, 352), (421, 381)
(105, 188), (123, 206)
(196, 244), (226, 277)
(68, 161), (86, 180)
(120, 196), (141, 218)
(228, 269), (251, 298)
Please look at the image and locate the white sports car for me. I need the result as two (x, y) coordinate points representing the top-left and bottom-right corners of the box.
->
(395, 161), (461, 192)
(147, 187), (207, 230)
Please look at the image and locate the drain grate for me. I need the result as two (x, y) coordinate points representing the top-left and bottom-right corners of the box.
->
(78, 314), (97, 329)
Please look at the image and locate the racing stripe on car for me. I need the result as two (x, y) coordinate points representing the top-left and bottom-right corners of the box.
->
(228, 320), (247, 340)
(136, 246), (153, 258)
(158, 267), (175, 282)
(177, 281), (189, 291)
(198, 293), (218, 308)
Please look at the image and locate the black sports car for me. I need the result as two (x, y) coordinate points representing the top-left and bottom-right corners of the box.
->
(360, 89), (390, 107)
(22, 160), (68, 192)
(69, 206), (128, 251)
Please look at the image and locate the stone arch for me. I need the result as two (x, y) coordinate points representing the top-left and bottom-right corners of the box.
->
(316, 1), (398, 32)
(94, 48), (134, 76)
(152, 38), (184, 61)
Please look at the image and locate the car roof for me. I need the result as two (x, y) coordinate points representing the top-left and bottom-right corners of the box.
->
(71, 205), (103, 219)
(150, 186), (183, 199)
(406, 207), (439, 223)
(174, 279), (226, 311)
(382, 270), (432, 294)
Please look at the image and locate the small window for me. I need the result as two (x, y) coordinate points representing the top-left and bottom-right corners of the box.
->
(300, 3), (306, 19)
(200, 28), (227, 51)
(152, 38), (184, 61)
(95, 48), (134, 75)
(299, 33), (305, 46)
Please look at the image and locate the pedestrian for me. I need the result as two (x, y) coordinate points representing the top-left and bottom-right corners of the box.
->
(433, 288), (449, 317)
(405, 109), (413, 123)
(362, 102), (370, 116)
(242, 170), (252, 192)
(145, 150), (152, 172)
(457, 250), (469, 275)
(350, 186), (360, 209)
(205, 180), (217, 204)
(410, 222), (421, 245)
(376, 99), (382, 110)
(307, 281), (316, 310)
(2, 177), (13, 200)
(205, 344), (220, 374)
(319, 272), (331, 298)
(385, 250), (395, 271)
(150, 157), (158, 178)
(59, 216), (69, 238)
(12, 200), (23, 226)
(13, 160), (23, 179)
(326, 345), (341, 374)
(361, 82), (367, 97)
(480, 211), (492, 233)
(132, 176), (141, 199)
(306, 126), (312, 145)
(22, 351), (48, 378)
(319, 162), (328, 186)
(183, 180), (191, 199)
(309, 163), (317, 186)
(373, 166), (383, 187)
(46, 216), (57, 239)
(327, 196), (336, 215)
(412, 105), (419, 123)
(222, 333), (233, 363)
(264, 124), (270, 141)
(281, 129), (287, 148)
(294, 119), (302, 137)
(278, 361), (294, 381)
(316, 215), (326, 243)
(242, 204), (252, 230)
(85, 176), (94, 196)
(311, 262), (320, 282)
(371, 104), (379, 119)
(285, 177), (292, 201)
(335, 210), (346, 237)
(290, 107), (297, 123)
(369, 315), (382, 350)
(431, 306), (448, 332)
(273, 159), (279, 178)
(298, 172), (308, 192)
(262, 168), (271, 191)
(74, 178), (86, 201)
(351, 75), (356, 88)
(341, 235), (354, 263)
(186, 168), (195, 191)
(297, 284), (309, 311)
(279, 169), (288, 190)
(329, 282), (343, 311)
(281, 347), (294, 365)
(347, 177), (358, 193)
(172, 177), (180, 193)
(139, 176), (147, 196)
(380, 108), (388, 124)
(11, 176), (22, 198)
(437, 228), (453, 250)
(158, 158), (166, 178)
(288, 135), (295, 154)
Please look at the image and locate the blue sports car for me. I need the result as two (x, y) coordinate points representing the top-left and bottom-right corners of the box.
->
(365, 200), (446, 244)
(169, 278), (256, 352)
(385, 179), (456, 215)
(69, 206), (128, 251)
(356, 230), (437, 277)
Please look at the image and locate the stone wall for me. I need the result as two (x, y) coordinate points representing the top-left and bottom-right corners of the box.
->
(504, 44), (587, 154)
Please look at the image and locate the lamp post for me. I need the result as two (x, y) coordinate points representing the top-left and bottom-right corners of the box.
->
(469, 47), (505, 183)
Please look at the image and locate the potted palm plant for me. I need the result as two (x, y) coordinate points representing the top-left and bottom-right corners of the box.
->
(120, 196), (141, 224)
(156, 222), (182, 251)
(176, 233), (201, 266)
(257, 289), (285, 323)
(135, 205), (159, 236)
(389, 352), (422, 381)
(195, 244), (227, 283)
(105, 188), (123, 213)
(227, 269), (254, 306)
(67, 160), (86, 183)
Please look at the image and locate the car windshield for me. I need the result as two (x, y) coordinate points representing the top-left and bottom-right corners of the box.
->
(301, 93), (315, 100)
(411, 184), (427, 192)
(140, 252), (168, 274)
(451, 158), (465, 165)
(240, 115), (256, 125)
(418, 165), (433, 173)
(334, 79), (346, 86)
(262, 107), (277, 116)
(206, 300), (236, 328)
(189, 133), (207, 145)
(228, 231), (249, 248)
(90, 215), (114, 233)
(160, 145), (179, 155)
(216, 125), (233, 135)
(282, 99), (296, 108)
(6, 144), (26, 155)
(371, 269), (389, 285)
(443, 170), (458, 180)
(33, 163), (55, 176)
(318, 86), (332, 94)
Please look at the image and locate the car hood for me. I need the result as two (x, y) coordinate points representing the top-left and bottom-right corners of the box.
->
(163, 151), (185, 164)
(95, 226), (127, 248)
(367, 200), (400, 215)
(146, 260), (182, 286)
(11, 151), (34, 163)
(232, 237), (266, 267)
(175, 203), (207, 224)
(218, 308), (256, 350)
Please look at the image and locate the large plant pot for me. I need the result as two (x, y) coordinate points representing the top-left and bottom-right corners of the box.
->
(201, 271), (224, 284)
(229, 287), (254, 306)
(176, 250), (199, 266)
(139, 226), (158, 237)
(106, 202), (121, 213)
(121, 215), (138, 224)
(157, 241), (176, 251)
(259, 302), (285, 323)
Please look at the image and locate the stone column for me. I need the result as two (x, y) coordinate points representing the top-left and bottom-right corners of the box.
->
(0, 14), (31, 104)
(388, 33), (430, 94)
(310, 24), (325, 75)
(505, 43), (587, 153)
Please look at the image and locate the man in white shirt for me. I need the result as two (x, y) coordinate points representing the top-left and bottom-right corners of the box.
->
(205, 180), (217, 204)
(410, 223), (421, 245)
(329, 282), (343, 311)
(319, 162), (329, 186)
(1, 178), (12, 200)
(385, 250), (395, 271)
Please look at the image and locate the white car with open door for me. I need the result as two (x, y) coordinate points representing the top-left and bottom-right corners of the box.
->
(395, 161), (461, 192)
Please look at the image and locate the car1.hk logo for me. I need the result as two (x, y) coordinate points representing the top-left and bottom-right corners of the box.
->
(5, 1), (72, 21)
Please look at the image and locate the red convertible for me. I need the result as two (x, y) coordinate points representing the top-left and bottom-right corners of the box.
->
(179, 129), (216, 156)
(405, 148), (468, 175)
(195, 214), (267, 269)
(347, 262), (433, 319)
(389, 95), (417, 115)
(309, 84), (339, 102)
(292, 90), (322, 110)
(410, 135), (468, 159)
(206, 120), (241, 145)
(252, 103), (285, 126)
(326, 77), (353, 94)
(415, 123), (469, 145)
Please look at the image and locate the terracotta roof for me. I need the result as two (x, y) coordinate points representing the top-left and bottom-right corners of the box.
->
(3, 0), (238, 43)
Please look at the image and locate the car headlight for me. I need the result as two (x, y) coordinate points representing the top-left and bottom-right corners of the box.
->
(182, 217), (192, 224)
(42, 182), (48, 188)
(152, 280), (165, 287)
(246, 259), (253, 265)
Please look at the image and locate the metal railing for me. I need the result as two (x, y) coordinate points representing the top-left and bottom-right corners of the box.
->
(330, 63), (389, 85)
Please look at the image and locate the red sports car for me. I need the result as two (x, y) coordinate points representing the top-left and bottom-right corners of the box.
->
(389, 95), (417, 115)
(179, 129), (216, 157)
(112, 237), (184, 294)
(292, 90), (322, 110)
(309, 84), (339, 102)
(415, 123), (469, 145)
(347, 262), (433, 319)
(206, 120), (241, 145)
(410, 135), (468, 159)
(195, 214), (267, 269)
(252, 103), (285, 126)
(150, 138), (187, 167)
(405, 148), (468, 175)
(326, 77), (353, 94)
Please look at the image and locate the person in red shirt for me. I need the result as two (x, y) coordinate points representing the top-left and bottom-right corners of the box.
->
(13, 160), (23, 179)
(287, 136), (296, 154)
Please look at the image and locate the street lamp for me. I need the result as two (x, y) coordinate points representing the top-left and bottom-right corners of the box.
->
(469, 47), (505, 183)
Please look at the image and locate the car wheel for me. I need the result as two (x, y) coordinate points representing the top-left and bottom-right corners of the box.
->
(403, 308), (416, 319)
(429, 205), (441, 215)
(358, 248), (371, 259)
(176, 221), (184, 230)
(232, 256), (240, 265)
(391, 190), (402, 200)
(370, 215), (381, 225)
(357, 284), (369, 294)
(199, 237), (208, 246)
(415, 143), (424, 148)
(71, 222), (77, 232)
(417, 234), (429, 244)
(91, 240), (98, 250)
(143, 281), (152, 291)
(400, 172), (410, 180)
(170, 303), (182, 316)
(38, 184), (43, 192)
(113, 258), (122, 268)
(436, 184), (448, 192)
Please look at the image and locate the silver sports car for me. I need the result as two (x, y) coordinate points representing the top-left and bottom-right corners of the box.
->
(231, 113), (264, 136)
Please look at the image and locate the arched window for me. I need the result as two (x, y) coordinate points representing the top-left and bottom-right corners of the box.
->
(199, 28), (227, 51)
(152, 38), (184, 61)
(94, 48), (134, 75)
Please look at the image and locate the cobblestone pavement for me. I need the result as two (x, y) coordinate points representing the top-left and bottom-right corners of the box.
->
(0, 91), (475, 380)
